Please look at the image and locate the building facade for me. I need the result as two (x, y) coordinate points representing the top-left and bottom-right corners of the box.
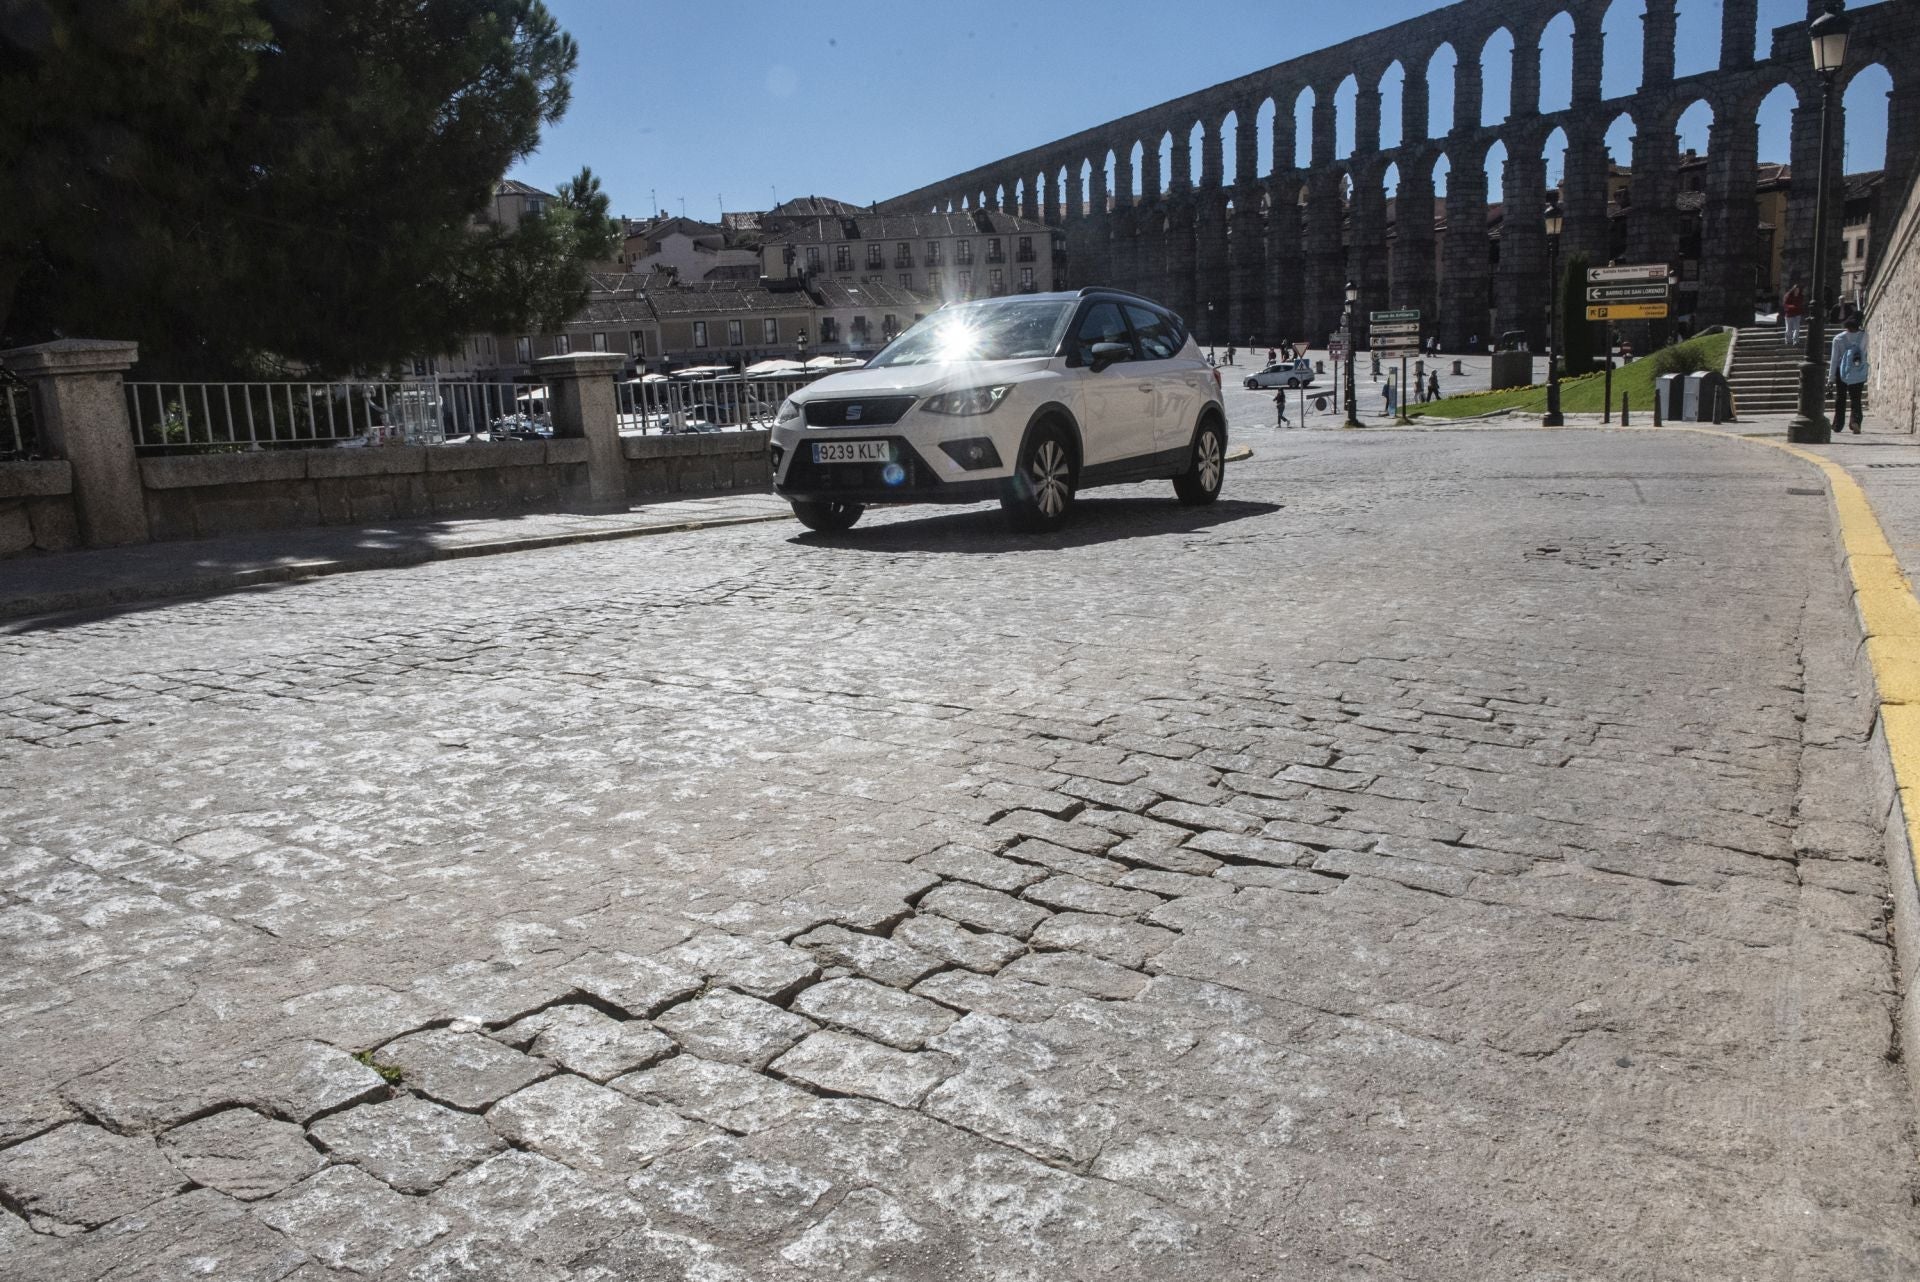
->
(761, 210), (1066, 303)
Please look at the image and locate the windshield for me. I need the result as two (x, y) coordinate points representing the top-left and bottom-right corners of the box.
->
(867, 300), (1075, 367)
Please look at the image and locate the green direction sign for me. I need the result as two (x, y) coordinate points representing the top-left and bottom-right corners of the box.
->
(1370, 309), (1421, 323)
(1586, 282), (1671, 303)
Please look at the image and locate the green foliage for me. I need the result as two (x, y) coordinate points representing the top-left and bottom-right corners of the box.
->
(353, 1050), (404, 1085)
(0, 0), (600, 378)
(1646, 335), (1724, 380)
(1410, 332), (1731, 420)
(1560, 254), (1595, 378)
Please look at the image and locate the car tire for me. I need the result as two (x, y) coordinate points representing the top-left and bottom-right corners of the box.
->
(1001, 423), (1076, 532)
(1172, 419), (1226, 506)
(791, 499), (863, 533)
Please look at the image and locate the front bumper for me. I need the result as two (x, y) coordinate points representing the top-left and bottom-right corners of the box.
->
(771, 434), (1005, 504)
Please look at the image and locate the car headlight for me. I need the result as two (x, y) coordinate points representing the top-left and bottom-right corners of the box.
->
(775, 397), (802, 426)
(922, 385), (1013, 416)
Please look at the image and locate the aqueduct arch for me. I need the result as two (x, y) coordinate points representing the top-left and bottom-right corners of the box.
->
(881, 0), (1919, 350)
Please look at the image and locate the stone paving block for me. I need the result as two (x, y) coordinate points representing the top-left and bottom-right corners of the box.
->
(652, 989), (815, 1069)
(1311, 848), (1477, 897)
(626, 1137), (831, 1240)
(912, 844), (1046, 893)
(999, 951), (1151, 1000)
(924, 1011), (1063, 1074)
(232, 1040), (391, 1126)
(892, 913), (1025, 973)
(309, 1097), (504, 1194)
(988, 810), (1118, 854)
(771, 1030), (956, 1108)
(158, 1108), (324, 1202)
(523, 1005), (674, 1082)
(910, 970), (1075, 1023)
(24, 1187), (310, 1282)
(662, 933), (820, 1001)
(790, 924), (944, 988)
(257, 1165), (450, 1275)
(0, 1123), (188, 1230)
(1118, 867), (1231, 899)
(1106, 834), (1224, 875)
(278, 983), (436, 1051)
(409, 959), (575, 1027)
(1214, 865), (1340, 893)
(611, 1056), (814, 1135)
(431, 1150), (638, 1264)
(777, 1186), (932, 1273)
(564, 950), (703, 1019)
(1023, 874), (1162, 918)
(1184, 829), (1316, 867)
(1053, 756), (1150, 786)
(373, 1029), (549, 1111)
(487, 1074), (704, 1176)
(790, 977), (959, 1049)
(922, 1066), (1116, 1167)
(1258, 819), (1377, 851)
(976, 780), (1079, 816)
(1001, 837), (1129, 883)
(0, 1092), (72, 1150)
(918, 883), (1049, 940)
(1146, 799), (1261, 834)
(1030, 913), (1183, 970)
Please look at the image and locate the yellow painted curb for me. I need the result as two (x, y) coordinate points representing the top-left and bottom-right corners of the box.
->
(1672, 427), (1920, 886)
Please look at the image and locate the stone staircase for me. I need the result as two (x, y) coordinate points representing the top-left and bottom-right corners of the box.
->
(1725, 326), (1808, 416)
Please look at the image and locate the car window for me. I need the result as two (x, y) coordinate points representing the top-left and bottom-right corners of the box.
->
(1073, 302), (1134, 364)
(867, 299), (1073, 366)
(1124, 304), (1181, 360)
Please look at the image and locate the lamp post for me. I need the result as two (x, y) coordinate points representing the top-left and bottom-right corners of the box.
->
(1543, 201), (1565, 427)
(1207, 299), (1216, 349)
(1788, 2), (1850, 445)
(795, 328), (808, 374)
(1342, 280), (1363, 429)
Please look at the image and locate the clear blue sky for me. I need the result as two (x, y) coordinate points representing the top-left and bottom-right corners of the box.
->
(513, 0), (1892, 218)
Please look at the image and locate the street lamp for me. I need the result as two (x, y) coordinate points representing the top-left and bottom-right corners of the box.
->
(1207, 299), (1216, 349)
(1543, 201), (1565, 427)
(1788, 1), (1851, 445)
(1342, 280), (1363, 429)
(795, 328), (808, 372)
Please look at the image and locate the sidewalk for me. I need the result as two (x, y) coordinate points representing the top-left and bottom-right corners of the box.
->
(0, 492), (791, 625)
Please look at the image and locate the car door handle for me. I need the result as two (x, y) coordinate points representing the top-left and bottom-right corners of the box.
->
(1137, 384), (1154, 393)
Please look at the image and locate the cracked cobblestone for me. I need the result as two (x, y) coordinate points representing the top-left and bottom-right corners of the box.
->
(2, 430), (1917, 1277)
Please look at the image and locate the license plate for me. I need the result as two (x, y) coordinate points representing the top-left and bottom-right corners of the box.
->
(812, 440), (891, 464)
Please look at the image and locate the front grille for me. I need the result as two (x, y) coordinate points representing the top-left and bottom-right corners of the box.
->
(804, 396), (915, 427)
(784, 436), (927, 492)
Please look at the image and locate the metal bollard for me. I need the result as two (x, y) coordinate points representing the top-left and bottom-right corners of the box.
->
(1710, 386), (1726, 425)
(1451, 360), (1463, 376)
(1653, 391), (1662, 427)
(1621, 393), (1630, 426)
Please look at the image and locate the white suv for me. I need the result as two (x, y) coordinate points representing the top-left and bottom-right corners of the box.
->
(769, 289), (1228, 532)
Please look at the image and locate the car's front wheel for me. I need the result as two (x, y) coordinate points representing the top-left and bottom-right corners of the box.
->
(1001, 424), (1076, 532)
(1173, 419), (1226, 506)
(791, 499), (864, 533)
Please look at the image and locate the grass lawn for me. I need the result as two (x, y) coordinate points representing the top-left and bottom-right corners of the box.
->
(1408, 332), (1732, 421)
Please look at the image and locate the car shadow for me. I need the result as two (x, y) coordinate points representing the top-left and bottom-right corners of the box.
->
(790, 496), (1281, 554)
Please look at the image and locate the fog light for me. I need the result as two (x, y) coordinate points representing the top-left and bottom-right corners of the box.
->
(881, 462), (906, 487)
(937, 437), (1003, 470)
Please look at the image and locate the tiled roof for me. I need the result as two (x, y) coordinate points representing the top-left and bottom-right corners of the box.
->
(645, 282), (813, 317)
(496, 178), (556, 199)
(767, 195), (866, 218)
(769, 210), (1051, 244)
(807, 279), (939, 310)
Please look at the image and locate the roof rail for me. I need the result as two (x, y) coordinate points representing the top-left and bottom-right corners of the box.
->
(1075, 286), (1157, 305)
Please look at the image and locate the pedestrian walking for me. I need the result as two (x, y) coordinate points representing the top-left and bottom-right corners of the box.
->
(1274, 389), (1290, 428)
(1383, 377), (1396, 418)
(1469, 332), (1478, 352)
(1267, 347), (1277, 366)
(1427, 370), (1440, 403)
(1226, 345), (1236, 366)
(1830, 313), (1869, 435)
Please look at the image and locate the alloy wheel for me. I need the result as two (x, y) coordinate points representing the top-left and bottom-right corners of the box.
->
(1031, 440), (1071, 516)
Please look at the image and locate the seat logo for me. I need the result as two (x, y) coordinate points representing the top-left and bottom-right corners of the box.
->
(846, 405), (864, 421)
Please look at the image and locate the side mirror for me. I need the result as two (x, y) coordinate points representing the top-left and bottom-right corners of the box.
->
(1088, 342), (1131, 372)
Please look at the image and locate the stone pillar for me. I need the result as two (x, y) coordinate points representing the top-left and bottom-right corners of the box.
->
(1886, 82), (1920, 210)
(1499, 152), (1550, 347)
(1110, 150), (1137, 293)
(1785, 87), (1845, 316)
(1, 339), (148, 547)
(1167, 198), (1200, 332)
(1312, 93), (1337, 168)
(1625, 121), (1678, 269)
(1510, 30), (1542, 120)
(1197, 191), (1232, 342)
(1642, 0), (1676, 91)
(1353, 163), (1392, 319)
(1171, 133), (1193, 195)
(1563, 122), (1611, 267)
(1572, 13), (1604, 106)
(1441, 164), (1491, 350)
(1356, 86), (1382, 160)
(1302, 171), (1347, 340)
(1235, 109), (1260, 190)
(1391, 163), (1440, 330)
(1403, 66), (1430, 146)
(1231, 187), (1268, 344)
(537, 352), (628, 512)
(1268, 178), (1307, 341)
(1699, 115), (1759, 327)
(1720, 0), (1756, 69)
(1454, 46), (1485, 133)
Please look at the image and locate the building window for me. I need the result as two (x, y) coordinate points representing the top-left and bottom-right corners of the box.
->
(630, 330), (647, 356)
(986, 237), (1004, 263)
(763, 318), (778, 344)
(806, 246), (822, 272)
(989, 268), (1004, 294)
(900, 274), (913, 290)
(526, 197), (545, 217)
(1856, 237), (1867, 259)
(820, 317), (839, 343)
(882, 314), (900, 340)
(693, 321), (708, 348)
(1020, 267), (1034, 289)
(727, 319), (744, 346)
(959, 269), (973, 295)
(412, 357), (428, 376)
(956, 239), (973, 265)
(555, 334), (571, 355)
(516, 336), (532, 363)
(926, 241), (943, 266)
(1017, 235), (1035, 262)
(851, 316), (870, 346)
(866, 244), (883, 269)
(895, 241), (912, 267)
(592, 332), (608, 352)
(835, 245), (852, 272)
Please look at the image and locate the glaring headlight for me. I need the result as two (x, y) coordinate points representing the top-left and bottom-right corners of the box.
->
(923, 385), (1013, 416)
(776, 397), (802, 425)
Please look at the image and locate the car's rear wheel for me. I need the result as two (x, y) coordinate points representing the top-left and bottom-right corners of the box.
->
(1001, 423), (1076, 532)
(1173, 419), (1226, 506)
(791, 499), (864, 532)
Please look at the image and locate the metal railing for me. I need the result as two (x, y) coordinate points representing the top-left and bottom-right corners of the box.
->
(124, 380), (549, 452)
(2, 379), (36, 460)
(617, 376), (817, 434)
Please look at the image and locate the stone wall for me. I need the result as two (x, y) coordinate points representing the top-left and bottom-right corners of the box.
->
(623, 431), (770, 499)
(1867, 172), (1920, 433)
(0, 461), (78, 556)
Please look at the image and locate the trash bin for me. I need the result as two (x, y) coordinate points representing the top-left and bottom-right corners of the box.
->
(1657, 373), (1685, 423)
(1681, 373), (1703, 423)
(1451, 359), (1464, 376)
(1696, 371), (1733, 422)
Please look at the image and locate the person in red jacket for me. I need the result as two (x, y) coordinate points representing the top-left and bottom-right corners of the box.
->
(1783, 283), (1805, 348)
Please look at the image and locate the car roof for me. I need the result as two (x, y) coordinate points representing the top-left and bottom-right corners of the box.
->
(939, 288), (1166, 308)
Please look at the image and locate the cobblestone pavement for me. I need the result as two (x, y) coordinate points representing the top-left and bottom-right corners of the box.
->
(2, 426), (1917, 1280)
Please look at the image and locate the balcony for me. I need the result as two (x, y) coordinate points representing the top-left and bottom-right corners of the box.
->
(893, 256), (913, 268)
(985, 251), (1007, 265)
(1016, 249), (1036, 263)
